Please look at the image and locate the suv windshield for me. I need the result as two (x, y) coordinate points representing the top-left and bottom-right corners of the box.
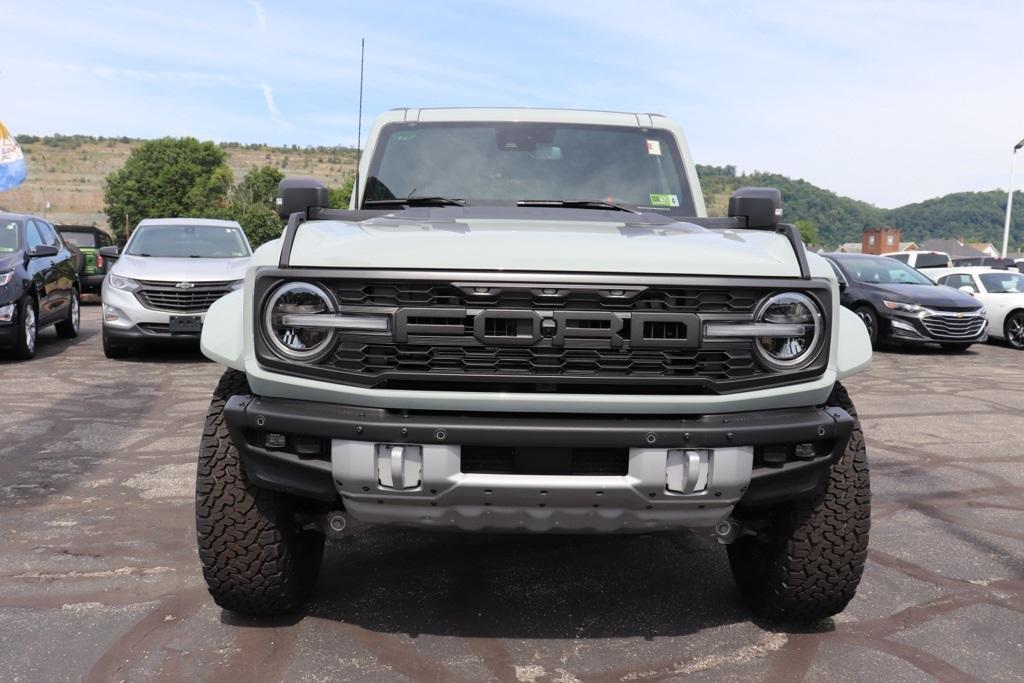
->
(0, 220), (19, 253)
(61, 231), (97, 248)
(980, 272), (1024, 293)
(126, 225), (250, 258)
(364, 122), (695, 215)
(835, 256), (935, 285)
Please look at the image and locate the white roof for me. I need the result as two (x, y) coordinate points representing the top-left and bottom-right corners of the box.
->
(387, 107), (666, 127)
(136, 217), (242, 228)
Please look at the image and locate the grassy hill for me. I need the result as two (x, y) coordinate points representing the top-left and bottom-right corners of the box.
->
(2, 136), (1022, 250)
(1, 135), (357, 232)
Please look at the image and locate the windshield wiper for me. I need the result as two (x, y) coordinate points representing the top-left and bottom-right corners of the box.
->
(364, 196), (465, 207)
(516, 199), (639, 214)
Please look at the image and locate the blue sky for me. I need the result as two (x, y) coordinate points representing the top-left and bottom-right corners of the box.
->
(4, 1), (1024, 207)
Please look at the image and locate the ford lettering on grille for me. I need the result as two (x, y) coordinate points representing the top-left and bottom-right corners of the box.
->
(393, 308), (699, 349)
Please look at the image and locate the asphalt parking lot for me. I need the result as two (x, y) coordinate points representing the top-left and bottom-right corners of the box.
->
(1, 305), (1022, 682)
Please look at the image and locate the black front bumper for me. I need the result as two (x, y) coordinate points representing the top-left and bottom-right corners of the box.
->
(222, 394), (855, 508)
(103, 324), (201, 345)
(880, 310), (987, 345)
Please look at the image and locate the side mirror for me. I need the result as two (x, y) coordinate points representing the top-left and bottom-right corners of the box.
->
(98, 245), (120, 260)
(27, 245), (60, 258)
(958, 286), (976, 297)
(276, 177), (329, 219)
(728, 187), (782, 229)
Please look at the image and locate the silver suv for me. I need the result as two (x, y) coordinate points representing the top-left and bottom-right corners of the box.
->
(195, 108), (874, 623)
(100, 218), (250, 357)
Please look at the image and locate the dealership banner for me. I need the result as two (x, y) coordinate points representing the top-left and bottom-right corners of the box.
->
(0, 121), (26, 192)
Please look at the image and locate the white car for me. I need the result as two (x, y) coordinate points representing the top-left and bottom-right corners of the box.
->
(931, 266), (1024, 349)
(99, 218), (251, 357)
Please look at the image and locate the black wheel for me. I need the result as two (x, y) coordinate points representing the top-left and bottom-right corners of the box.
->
(1005, 311), (1024, 349)
(55, 288), (80, 339)
(196, 369), (325, 616)
(11, 296), (38, 360)
(853, 305), (879, 347)
(940, 343), (972, 352)
(102, 328), (133, 358)
(727, 382), (870, 623)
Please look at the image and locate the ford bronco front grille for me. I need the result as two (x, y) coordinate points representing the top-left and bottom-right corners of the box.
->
(254, 271), (831, 394)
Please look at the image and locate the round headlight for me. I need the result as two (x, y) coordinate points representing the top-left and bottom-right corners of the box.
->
(263, 282), (336, 360)
(754, 292), (822, 369)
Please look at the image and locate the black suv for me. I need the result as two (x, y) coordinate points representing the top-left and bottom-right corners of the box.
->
(0, 212), (81, 359)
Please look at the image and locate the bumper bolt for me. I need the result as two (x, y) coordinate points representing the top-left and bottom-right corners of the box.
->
(355, 426), (363, 435)
(645, 432), (657, 444)
(401, 428), (408, 437)
(255, 416), (265, 427)
(435, 429), (447, 441)
(726, 432), (735, 442)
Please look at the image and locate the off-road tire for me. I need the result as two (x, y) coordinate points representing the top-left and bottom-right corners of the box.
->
(196, 369), (325, 616)
(11, 296), (37, 360)
(727, 382), (870, 623)
(55, 287), (80, 339)
(102, 328), (133, 359)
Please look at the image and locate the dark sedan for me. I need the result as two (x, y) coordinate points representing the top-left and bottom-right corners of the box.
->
(0, 212), (81, 359)
(823, 253), (987, 351)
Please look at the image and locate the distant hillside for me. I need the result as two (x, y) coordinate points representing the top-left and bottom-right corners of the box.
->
(697, 165), (1024, 250)
(1, 136), (1022, 250)
(1, 134), (357, 230)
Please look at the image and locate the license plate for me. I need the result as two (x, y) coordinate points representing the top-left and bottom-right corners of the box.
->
(169, 315), (202, 334)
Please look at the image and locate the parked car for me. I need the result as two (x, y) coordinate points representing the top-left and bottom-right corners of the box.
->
(950, 256), (1018, 270)
(882, 250), (952, 269)
(0, 212), (81, 359)
(930, 266), (1024, 349)
(823, 253), (986, 350)
(194, 107), (875, 623)
(56, 225), (115, 293)
(99, 218), (250, 358)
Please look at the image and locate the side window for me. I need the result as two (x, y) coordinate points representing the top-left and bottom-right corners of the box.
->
(41, 222), (60, 246)
(941, 274), (977, 292)
(889, 254), (910, 263)
(26, 221), (45, 250)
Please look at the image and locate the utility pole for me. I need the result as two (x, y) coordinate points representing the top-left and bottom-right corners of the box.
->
(1001, 138), (1024, 258)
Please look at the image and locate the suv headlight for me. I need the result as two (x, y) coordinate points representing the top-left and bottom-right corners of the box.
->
(753, 292), (823, 369)
(263, 281), (337, 360)
(0, 271), (14, 287)
(108, 274), (141, 292)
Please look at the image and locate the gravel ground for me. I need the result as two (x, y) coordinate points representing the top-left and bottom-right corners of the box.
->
(0, 305), (1021, 682)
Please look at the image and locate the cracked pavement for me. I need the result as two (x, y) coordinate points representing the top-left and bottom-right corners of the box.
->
(0, 306), (1021, 682)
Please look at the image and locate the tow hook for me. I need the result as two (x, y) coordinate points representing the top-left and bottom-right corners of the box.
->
(714, 518), (752, 545)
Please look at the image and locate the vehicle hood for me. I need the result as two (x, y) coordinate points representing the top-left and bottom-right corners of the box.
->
(0, 252), (22, 273)
(868, 283), (981, 310)
(112, 255), (249, 282)
(285, 213), (802, 277)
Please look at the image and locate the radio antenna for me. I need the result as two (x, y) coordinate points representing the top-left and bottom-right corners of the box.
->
(353, 38), (365, 210)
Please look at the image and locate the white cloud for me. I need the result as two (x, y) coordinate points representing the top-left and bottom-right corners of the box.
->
(247, 0), (267, 32)
(261, 82), (281, 122)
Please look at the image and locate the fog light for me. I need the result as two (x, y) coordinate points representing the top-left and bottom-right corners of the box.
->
(0, 303), (14, 323)
(265, 433), (287, 449)
(293, 436), (324, 456)
(891, 319), (916, 331)
(102, 304), (126, 323)
(794, 443), (817, 459)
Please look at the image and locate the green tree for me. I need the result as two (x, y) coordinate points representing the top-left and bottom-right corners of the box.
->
(222, 165), (285, 247)
(104, 137), (232, 231)
(329, 177), (355, 208)
(794, 219), (820, 246)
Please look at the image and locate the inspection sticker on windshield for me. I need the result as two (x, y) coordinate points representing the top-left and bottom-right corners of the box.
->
(649, 193), (679, 207)
(646, 139), (662, 156)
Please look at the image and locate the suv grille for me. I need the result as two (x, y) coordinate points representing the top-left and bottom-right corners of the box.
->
(135, 280), (233, 313)
(256, 275), (830, 394)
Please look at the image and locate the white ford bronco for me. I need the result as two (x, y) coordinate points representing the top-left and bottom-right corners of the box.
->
(196, 108), (873, 622)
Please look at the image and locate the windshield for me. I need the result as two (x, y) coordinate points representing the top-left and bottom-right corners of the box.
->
(61, 231), (97, 248)
(834, 256), (935, 285)
(980, 272), (1024, 293)
(364, 122), (695, 214)
(0, 220), (19, 253)
(125, 225), (250, 258)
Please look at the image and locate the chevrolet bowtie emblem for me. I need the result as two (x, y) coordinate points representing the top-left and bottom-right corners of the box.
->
(176, 281), (195, 290)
